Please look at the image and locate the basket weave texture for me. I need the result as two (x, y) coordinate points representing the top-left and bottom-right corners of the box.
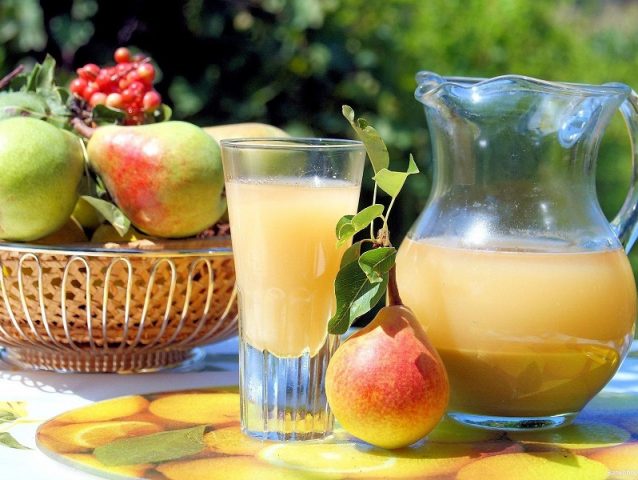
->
(0, 237), (237, 372)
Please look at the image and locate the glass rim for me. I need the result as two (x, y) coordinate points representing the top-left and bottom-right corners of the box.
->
(219, 137), (365, 151)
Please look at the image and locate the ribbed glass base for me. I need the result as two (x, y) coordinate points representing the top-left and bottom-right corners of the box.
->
(240, 335), (338, 441)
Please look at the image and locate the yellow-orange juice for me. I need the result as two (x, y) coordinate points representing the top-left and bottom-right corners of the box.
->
(226, 178), (359, 357)
(396, 237), (636, 416)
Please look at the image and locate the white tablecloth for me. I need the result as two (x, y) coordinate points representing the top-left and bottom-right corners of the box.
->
(0, 337), (240, 479)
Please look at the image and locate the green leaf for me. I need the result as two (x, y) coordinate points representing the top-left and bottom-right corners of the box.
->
(35, 54), (56, 92)
(24, 63), (41, 92)
(0, 106), (47, 120)
(373, 155), (419, 198)
(0, 410), (18, 423)
(1, 56), (72, 128)
(358, 247), (396, 284)
(0, 402), (27, 419)
(0, 432), (30, 450)
(56, 87), (70, 104)
(336, 214), (355, 242)
(340, 241), (362, 268)
(152, 104), (172, 122)
(0, 91), (48, 121)
(342, 105), (389, 174)
(328, 261), (388, 334)
(92, 104), (126, 125)
(336, 204), (384, 246)
(94, 176), (108, 197)
(342, 104), (355, 123)
(352, 204), (385, 231)
(94, 425), (206, 466)
(80, 195), (131, 236)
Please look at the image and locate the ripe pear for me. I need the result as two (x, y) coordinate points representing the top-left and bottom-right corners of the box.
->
(0, 117), (84, 242)
(87, 121), (224, 238)
(72, 196), (104, 230)
(325, 305), (449, 449)
(90, 224), (149, 243)
(33, 217), (87, 245)
(203, 123), (288, 144)
(72, 176), (105, 230)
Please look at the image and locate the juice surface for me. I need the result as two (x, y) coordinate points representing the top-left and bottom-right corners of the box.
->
(226, 178), (359, 357)
(396, 237), (637, 416)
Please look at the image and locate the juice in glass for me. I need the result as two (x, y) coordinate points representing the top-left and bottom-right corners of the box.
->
(221, 138), (365, 440)
(226, 178), (360, 357)
(396, 237), (636, 421)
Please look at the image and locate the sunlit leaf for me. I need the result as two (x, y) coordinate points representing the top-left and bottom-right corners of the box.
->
(358, 247), (396, 283)
(340, 241), (362, 268)
(328, 261), (388, 334)
(92, 104), (126, 125)
(342, 105), (389, 173)
(95, 425), (205, 466)
(336, 214), (355, 242)
(336, 204), (384, 246)
(80, 195), (131, 236)
(373, 155), (419, 198)
(35, 54), (56, 92)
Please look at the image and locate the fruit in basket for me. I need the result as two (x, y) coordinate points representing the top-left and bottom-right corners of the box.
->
(70, 47), (163, 125)
(90, 224), (149, 243)
(86, 121), (224, 238)
(204, 123), (288, 143)
(326, 305), (449, 449)
(0, 117), (84, 242)
(33, 217), (87, 244)
(72, 196), (104, 230)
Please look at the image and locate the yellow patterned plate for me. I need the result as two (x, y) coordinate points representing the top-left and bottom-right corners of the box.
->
(36, 387), (638, 479)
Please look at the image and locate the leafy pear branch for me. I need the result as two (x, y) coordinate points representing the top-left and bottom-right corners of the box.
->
(328, 106), (419, 335)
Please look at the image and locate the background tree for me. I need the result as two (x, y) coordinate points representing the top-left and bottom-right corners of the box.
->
(2, 0), (638, 270)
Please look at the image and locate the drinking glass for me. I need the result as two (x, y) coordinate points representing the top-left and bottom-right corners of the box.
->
(221, 138), (365, 440)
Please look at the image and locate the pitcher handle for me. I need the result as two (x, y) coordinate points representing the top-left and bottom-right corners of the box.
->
(611, 89), (638, 253)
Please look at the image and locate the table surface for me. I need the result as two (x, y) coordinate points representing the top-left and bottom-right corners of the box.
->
(1, 339), (637, 480)
(0, 337), (240, 479)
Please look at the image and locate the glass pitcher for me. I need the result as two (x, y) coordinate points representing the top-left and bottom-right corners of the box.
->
(396, 72), (638, 430)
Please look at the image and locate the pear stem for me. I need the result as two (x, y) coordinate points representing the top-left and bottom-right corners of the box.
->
(71, 117), (96, 139)
(0, 65), (25, 90)
(387, 264), (403, 306)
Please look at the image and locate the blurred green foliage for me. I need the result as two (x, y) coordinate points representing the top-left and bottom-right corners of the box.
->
(2, 0), (638, 264)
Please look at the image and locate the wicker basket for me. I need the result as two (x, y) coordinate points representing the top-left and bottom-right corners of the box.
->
(0, 237), (237, 372)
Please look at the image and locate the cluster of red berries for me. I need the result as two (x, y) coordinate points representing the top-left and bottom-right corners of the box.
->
(69, 47), (162, 125)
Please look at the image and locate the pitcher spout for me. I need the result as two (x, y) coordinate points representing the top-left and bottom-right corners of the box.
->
(415, 71), (446, 104)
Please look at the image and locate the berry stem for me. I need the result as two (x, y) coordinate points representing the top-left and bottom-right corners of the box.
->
(71, 117), (96, 139)
(0, 65), (25, 90)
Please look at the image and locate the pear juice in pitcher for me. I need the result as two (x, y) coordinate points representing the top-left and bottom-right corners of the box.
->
(407, 72), (638, 429)
(396, 237), (637, 420)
